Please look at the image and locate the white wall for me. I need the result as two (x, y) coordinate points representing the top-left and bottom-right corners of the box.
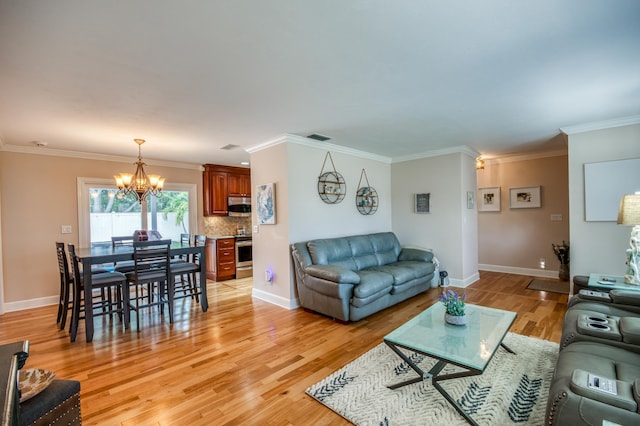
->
(287, 143), (392, 243)
(249, 135), (392, 309)
(461, 153), (479, 281)
(391, 151), (479, 286)
(568, 123), (640, 278)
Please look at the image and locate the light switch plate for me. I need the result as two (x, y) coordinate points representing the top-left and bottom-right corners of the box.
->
(61, 225), (72, 234)
(550, 214), (562, 222)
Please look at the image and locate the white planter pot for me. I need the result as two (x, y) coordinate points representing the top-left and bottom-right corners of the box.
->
(444, 313), (468, 326)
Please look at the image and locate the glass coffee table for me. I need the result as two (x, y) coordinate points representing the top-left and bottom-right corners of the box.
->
(384, 302), (517, 425)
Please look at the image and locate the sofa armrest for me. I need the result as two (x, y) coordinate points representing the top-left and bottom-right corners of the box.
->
(570, 369), (637, 412)
(305, 265), (360, 284)
(610, 290), (640, 306)
(399, 248), (434, 263)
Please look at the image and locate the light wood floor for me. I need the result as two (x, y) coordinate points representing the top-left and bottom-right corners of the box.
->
(0, 271), (568, 425)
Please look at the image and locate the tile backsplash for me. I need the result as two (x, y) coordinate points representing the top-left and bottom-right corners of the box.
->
(203, 216), (252, 237)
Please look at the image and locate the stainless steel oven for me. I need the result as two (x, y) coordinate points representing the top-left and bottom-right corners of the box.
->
(235, 236), (252, 279)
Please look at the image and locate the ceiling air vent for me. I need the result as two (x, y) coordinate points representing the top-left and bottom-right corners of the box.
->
(221, 144), (240, 150)
(307, 133), (331, 142)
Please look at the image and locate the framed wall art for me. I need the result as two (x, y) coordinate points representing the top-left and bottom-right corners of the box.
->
(414, 193), (430, 213)
(256, 182), (276, 224)
(509, 186), (541, 209)
(478, 187), (501, 212)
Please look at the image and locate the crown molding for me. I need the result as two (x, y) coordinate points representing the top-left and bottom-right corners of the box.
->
(560, 115), (640, 135)
(486, 149), (567, 165)
(0, 144), (202, 170)
(246, 133), (392, 163)
(391, 145), (480, 164)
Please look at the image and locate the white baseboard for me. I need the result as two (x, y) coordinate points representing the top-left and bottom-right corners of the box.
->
(442, 272), (480, 289)
(2, 296), (58, 313)
(252, 288), (300, 310)
(479, 264), (559, 279)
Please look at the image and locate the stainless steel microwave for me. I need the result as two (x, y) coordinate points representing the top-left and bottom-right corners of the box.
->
(228, 196), (251, 217)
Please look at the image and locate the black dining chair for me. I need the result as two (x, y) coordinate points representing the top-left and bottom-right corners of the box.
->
(112, 235), (136, 273)
(171, 235), (205, 303)
(67, 244), (130, 342)
(125, 239), (173, 331)
(56, 242), (116, 331)
(55, 242), (74, 330)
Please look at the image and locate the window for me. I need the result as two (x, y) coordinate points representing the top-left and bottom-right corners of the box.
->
(78, 178), (197, 248)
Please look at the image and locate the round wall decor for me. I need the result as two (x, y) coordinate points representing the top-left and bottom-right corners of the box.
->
(355, 168), (378, 215)
(318, 152), (346, 204)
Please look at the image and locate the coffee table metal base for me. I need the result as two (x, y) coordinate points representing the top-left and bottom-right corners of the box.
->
(385, 341), (515, 426)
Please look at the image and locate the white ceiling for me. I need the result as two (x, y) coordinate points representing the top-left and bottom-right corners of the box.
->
(1, 1), (639, 166)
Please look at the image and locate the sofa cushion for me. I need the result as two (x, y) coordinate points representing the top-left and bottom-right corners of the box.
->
(349, 235), (379, 270)
(395, 260), (435, 278)
(367, 264), (417, 284)
(353, 270), (394, 299)
(620, 317), (640, 345)
(305, 264), (360, 284)
(369, 233), (401, 265)
(307, 238), (357, 270)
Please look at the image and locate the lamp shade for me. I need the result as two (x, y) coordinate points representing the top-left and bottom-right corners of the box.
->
(617, 194), (640, 225)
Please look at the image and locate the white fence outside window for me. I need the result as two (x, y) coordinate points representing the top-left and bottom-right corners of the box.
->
(91, 212), (187, 243)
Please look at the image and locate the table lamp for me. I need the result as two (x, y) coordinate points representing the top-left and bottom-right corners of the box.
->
(617, 193), (640, 284)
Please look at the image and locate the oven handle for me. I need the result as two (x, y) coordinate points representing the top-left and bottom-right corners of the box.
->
(236, 240), (252, 247)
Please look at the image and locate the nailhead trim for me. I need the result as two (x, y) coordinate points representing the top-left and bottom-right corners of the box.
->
(546, 391), (567, 425)
(561, 332), (575, 349)
(27, 392), (81, 425)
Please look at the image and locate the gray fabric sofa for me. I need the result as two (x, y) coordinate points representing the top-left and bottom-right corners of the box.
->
(546, 278), (640, 425)
(291, 232), (436, 322)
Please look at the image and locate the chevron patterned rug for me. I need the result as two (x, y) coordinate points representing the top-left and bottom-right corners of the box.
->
(306, 332), (559, 426)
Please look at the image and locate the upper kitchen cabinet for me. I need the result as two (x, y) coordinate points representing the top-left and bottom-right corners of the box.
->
(203, 164), (251, 216)
(227, 172), (251, 197)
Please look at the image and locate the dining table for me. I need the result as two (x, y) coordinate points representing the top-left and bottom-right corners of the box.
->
(74, 241), (207, 342)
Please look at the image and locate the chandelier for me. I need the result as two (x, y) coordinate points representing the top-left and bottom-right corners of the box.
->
(114, 139), (165, 203)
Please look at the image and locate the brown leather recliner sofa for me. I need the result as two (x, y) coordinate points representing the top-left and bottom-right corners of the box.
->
(546, 276), (640, 425)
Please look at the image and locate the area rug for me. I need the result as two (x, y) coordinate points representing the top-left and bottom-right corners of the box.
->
(306, 333), (558, 426)
(526, 278), (570, 294)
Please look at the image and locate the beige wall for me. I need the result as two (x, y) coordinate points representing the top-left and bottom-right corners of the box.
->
(477, 154), (569, 276)
(249, 142), (292, 307)
(0, 151), (202, 310)
(0, 151), (4, 313)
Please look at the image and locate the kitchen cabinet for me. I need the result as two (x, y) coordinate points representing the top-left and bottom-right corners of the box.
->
(203, 170), (228, 216)
(203, 164), (251, 216)
(227, 172), (251, 197)
(205, 237), (235, 281)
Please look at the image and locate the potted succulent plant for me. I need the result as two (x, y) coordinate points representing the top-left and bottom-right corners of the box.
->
(440, 289), (467, 325)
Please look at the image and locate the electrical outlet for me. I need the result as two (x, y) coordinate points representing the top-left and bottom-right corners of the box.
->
(253, 225), (259, 233)
(61, 225), (72, 234)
